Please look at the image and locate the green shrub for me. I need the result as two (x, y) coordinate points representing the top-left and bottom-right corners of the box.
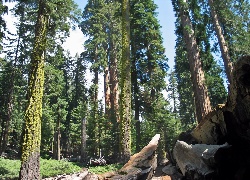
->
(0, 158), (20, 180)
(0, 157), (122, 179)
(89, 164), (122, 174)
(40, 159), (82, 178)
(0, 158), (82, 179)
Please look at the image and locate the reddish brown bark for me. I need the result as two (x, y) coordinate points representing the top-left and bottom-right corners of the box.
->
(209, 0), (233, 85)
(179, 0), (212, 122)
(104, 65), (111, 117)
(109, 39), (119, 124)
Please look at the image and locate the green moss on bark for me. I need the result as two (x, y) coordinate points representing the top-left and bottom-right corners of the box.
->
(19, 0), (47, 179)
(119, 0), (131, 162)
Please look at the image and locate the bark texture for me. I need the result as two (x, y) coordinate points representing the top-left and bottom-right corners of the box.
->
(109, 40), (120, 159)
(191, 104), (227, 144)
(173, 141), (231, 179)
(81, 118), (87, 162)
(179, 0), (212, 122)
(104, 65), (111, 117)
(98, 134), (160, 180)
(19, 0), (47, 179)
(209, 0), (233, 85)
(131, 44), (140, 152)
(174, 56), (250, 179)
(120, 0), (131, 162)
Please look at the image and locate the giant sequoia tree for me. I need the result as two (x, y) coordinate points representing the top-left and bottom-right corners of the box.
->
(1, 0), (248, 169)
(188, 0), (227, 108)
(172, 0), (228, 126)
(208, 0), (233, 85)
(173, 0), (212, 122)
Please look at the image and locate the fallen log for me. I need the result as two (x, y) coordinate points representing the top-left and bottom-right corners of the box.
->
(191, 56), (250, 146)
(162, 164), (183, 180)
(191, 56), (250, 144)
(98, 134), (160, 180)
(173, 56), (250, 179)
(42, 169), (89, 180)
(83, 173), (99, 180)
(191, 104), (227, 144)
(173, 141), (231, 179)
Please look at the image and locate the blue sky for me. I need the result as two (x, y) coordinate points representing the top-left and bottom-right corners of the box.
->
(1, 1), (176, 101)
(72, 0), (177, 70)
(2, 1), (177, 70)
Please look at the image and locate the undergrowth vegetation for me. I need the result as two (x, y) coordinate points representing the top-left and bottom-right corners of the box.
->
(0, 158), (122, 179)
(88, 163), (123, 174)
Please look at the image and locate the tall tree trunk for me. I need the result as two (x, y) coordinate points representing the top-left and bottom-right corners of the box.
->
(209, 0), (233, 85)
(131, 42), (140, 152)
(179, 0), (212, 122)
(110, 40), (120, 159)
(81, 118), (87, 162)
(146, 44), (156, 105)
(0, 67), (13, 155)
(0, 7), (23, 154)
(93, 46), (99, 156)
(104, 65), (111, 118)
(120, 0), (131, 162)
(63, 72), (71, 154)
(110, 41), (119, 124)
(53, 106), (61, 160)
(19, 0), (47, 179)
(94, 48), (99, 109)
(0, 101), (11, 155)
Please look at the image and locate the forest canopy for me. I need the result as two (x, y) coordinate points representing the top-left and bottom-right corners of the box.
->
(0, 0), (249, 179)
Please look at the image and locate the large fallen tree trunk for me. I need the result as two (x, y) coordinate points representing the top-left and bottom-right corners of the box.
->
(191, 56), (250, 146)
(98, 134), (160, 180)
(173, 141), (231, 179)
(173, 56), (250, 179)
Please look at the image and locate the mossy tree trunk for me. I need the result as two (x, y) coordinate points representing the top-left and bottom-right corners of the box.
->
(119, 0), (131, 163)
(19, 0), (47, 179)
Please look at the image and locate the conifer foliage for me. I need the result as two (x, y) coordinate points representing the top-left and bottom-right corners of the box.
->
(0, 0), (249, 178)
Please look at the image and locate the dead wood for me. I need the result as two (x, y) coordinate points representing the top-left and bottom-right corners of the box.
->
(99, 134), (160, 180)
(191, 104), (227, 144)
(173, 141), (231, 179)
(173, 56), (250, 179)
